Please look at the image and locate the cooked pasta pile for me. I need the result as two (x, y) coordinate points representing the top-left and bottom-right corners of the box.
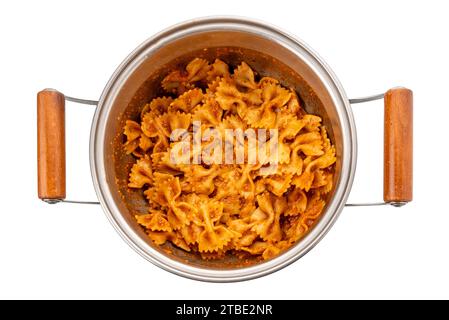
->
(123, 58), (336, 260)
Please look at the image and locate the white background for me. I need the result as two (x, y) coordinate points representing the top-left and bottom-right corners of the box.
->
(0, 0), (447, 299)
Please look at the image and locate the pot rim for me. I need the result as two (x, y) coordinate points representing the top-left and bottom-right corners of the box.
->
(90, 15), (357, 282)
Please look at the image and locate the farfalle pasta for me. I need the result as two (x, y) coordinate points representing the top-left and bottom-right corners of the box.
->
(123, 58), (336, 261)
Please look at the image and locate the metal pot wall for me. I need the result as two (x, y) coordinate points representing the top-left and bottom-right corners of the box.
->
(37, 17), (413, 282)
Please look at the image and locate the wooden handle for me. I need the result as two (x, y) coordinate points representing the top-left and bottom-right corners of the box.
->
(384, 87), (413, 203)
(37, 89), (66, 200)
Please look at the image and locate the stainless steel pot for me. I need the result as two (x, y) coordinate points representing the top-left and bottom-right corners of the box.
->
(37, 16), (413, 282)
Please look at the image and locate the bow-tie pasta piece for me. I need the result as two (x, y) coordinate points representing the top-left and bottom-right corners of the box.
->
(135, 210), (172, 232)
(186, 58), (211, 82)
(234, 62), (258, 90)
(245, 82), (291, 128)
(169, 88), (203, 113)
(197, 200), (240, 252)
(162, 58), (210, 94)
(207, 59), (230, 82)
(128, 156), (153, 188)
(147, 231), (191, 252)
(151, 152), (181, 175)
(141, 96), (173, 119)
(192, 98), (223, 127)
(123, 120), (144, 156)
(250, 193), (283, 242)
(215, 78), (247, 111)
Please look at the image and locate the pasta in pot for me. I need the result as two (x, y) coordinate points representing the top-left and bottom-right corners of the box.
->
(123, 58), (336, 260)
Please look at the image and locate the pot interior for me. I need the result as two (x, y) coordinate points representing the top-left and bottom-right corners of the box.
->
(101, 26), (345, 270)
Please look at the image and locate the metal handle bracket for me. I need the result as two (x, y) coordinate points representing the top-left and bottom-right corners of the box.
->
(41, 92), (100, 205)
(345, 91), (408, 208)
